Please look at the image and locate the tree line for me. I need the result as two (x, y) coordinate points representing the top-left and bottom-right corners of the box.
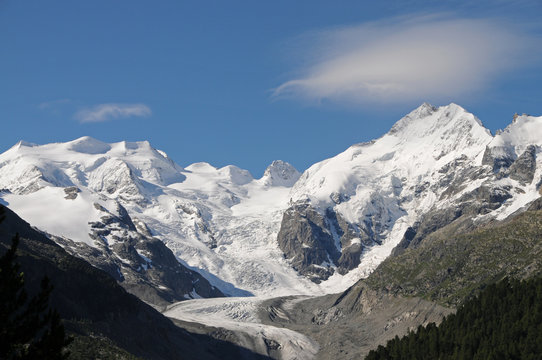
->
(366, 276), (542, 359)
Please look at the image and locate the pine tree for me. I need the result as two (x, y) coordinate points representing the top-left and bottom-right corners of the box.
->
(0, 208), (72, 359)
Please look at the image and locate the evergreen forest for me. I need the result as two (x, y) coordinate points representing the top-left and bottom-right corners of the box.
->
(365, 276), (542, 360)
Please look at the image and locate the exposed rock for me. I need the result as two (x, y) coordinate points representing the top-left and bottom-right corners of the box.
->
(437, 163), (491, 200)
(527, 197), (542, 211)
(336, 243), (362, 274)
(357, 192), (404, 247)
(0, 205), (261, 360)
(277, 202), (340, 282)
(260, 289), (451, 360)
(368, 202), (542, 308)
(263, 338), (281, 351)
(509, 145), (537, 184)
(326, 207), (369, 273)
(63, 186), (80, 200)
(394, 183), (513, 256)
(116, 203), (136, 231)
(391, 205), (463, 255)
(457, 185), (513, 213)
(312, 307), (343, 325)
(55, 201), (224, 307)
(261, 160), (301, 187)
(391, 226), (418, 256)
(481, 145), (515, 173)
(330, 192), (349, 204)
(277, 202), (374, 282)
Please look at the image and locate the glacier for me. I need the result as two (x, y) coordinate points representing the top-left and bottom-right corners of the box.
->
(0, 103), (541, 299)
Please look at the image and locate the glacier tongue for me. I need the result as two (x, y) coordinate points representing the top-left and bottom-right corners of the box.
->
(0, 104), (541, 298)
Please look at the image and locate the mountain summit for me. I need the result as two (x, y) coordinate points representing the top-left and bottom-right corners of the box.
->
(261, 160), (301, 187)
(0, 103), (540, 297)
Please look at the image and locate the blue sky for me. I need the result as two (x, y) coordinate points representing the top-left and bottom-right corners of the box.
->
(1, 1), (541, 176)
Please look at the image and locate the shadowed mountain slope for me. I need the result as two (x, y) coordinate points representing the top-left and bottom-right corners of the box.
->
(0, 204), (269, 360)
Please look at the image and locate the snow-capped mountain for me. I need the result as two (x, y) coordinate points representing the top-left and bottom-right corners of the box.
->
(278, 104), (542, 286)
(0, 137), (317, 299)
(0, 103), (541, 301)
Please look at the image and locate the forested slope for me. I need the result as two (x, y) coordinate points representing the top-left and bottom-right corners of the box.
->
(366, 276), (542, 359)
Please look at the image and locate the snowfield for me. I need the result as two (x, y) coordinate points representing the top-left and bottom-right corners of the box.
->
(0, 103), (541, 300)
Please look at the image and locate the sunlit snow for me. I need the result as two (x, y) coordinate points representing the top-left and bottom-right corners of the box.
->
(0, 104), (541, 299)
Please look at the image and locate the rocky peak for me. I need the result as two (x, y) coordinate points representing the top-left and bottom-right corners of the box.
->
(388, 103), (489, 141)
(261, 160), (301, 187)
(483, 114), (542, 173)
(388, 102), (437, 135)
(489, 114), (542, 155)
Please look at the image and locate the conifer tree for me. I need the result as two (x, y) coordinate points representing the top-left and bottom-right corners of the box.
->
(0, 208), (72, 359)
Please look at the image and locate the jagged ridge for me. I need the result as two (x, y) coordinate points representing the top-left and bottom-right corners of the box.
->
(0, 103), (541, 296)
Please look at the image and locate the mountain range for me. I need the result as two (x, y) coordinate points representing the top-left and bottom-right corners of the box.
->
(1, 102), (541, 359)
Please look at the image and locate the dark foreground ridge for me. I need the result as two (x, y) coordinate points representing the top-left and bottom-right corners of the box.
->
(0, 205), (270, 360)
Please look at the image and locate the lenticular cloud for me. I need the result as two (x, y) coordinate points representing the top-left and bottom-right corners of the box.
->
(273, 15), (538, 105)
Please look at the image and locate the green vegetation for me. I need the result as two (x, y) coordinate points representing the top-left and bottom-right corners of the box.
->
(366, 208), (542, 306)
(366, 276), (542, 360)
(66, 335), (141, 360)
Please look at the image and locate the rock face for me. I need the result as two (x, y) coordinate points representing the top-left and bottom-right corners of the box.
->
(366, 200), (542, 308)
(53, 202), (224, 306)
(0, 205), (265, 360)
(481, 145), (515, 172)
(0, 104), (541, 294)
(276, 105), (542, 283)
(277, 203), (339, 282)
(264, 199), (542, 359)
(260, 287), (452, 360)
(0, 138), (311, 297)
(393, 182), (515, 256)
(277, 203), (370, 281)
(509, 145), (537, 183)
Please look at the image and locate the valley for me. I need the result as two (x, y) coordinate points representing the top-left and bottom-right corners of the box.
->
(1, 102), (541, 358)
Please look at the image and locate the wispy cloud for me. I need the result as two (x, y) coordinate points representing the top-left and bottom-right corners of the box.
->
(273, 15), (540, 105)
(75, 103), (152, 123)
(38, 98), (73, 110)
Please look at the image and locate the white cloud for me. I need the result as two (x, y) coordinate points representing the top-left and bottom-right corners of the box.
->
(75, 103), (152, 123)
(38, 98), (73, 110)
(273, 15), (539, 105)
